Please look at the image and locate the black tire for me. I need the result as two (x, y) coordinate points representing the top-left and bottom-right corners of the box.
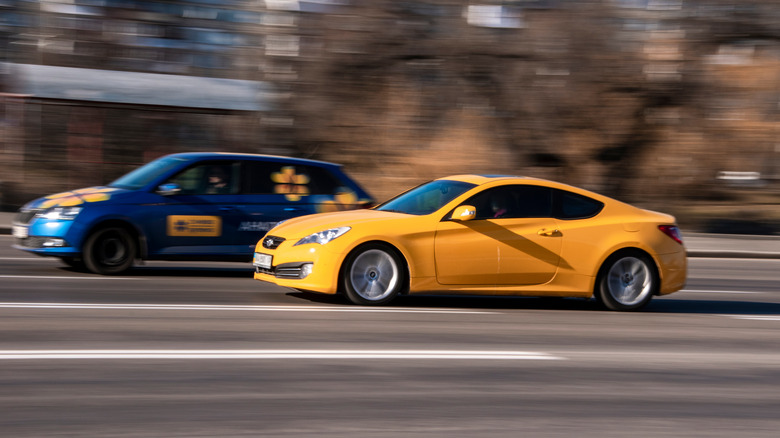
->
(596, 250), (658, 311)
(342, 244), (406, 306)
(83, 227), (136, 275)
(61, 257), (86, 271)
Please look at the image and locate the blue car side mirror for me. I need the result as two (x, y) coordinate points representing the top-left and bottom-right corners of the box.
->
(156, 183), (181, 196)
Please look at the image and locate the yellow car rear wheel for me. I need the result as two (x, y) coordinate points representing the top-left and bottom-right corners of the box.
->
(597, 250), (658, 311)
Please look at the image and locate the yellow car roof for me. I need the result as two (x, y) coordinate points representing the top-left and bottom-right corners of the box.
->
(436, 174), (530, 185)
(435, 174), (617, 204)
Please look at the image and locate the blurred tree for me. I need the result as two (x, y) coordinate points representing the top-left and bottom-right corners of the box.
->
(262, 0), (778, 225)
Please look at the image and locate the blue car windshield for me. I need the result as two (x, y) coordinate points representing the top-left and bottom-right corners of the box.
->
(376, 180), (476, 215)
(109, 156), (190, 190)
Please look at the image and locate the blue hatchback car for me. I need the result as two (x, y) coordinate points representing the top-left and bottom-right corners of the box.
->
(12, 152), (374, 274)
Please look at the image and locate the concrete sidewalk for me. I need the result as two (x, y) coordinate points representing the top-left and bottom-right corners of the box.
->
(1, 212), (779, 258)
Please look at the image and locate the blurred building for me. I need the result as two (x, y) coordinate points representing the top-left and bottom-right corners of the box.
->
(0, 0), (264, 77)
(0, 0), (778, 232)
(0, 0), (276, 206)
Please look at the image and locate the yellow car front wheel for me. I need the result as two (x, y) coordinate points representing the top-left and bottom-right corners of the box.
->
(342, 244), (406, 306)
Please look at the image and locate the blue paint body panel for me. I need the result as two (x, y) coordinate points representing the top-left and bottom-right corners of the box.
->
(13, 153), (374, 263)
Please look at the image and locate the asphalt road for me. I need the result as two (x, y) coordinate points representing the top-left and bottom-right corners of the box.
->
(1, 234), (780, 437)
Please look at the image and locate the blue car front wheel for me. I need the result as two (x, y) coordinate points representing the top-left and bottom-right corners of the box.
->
(83, 226), (136, 275)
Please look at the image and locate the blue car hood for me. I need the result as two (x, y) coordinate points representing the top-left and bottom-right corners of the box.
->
(24, 186), (135, 210)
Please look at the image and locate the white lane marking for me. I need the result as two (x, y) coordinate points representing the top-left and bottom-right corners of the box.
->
(0, 257), (55, 261)
(0, 302), (496, 315)
(0, 275), (143, 280)
(681, 289), (761, 294)
(723, 315), (780, 321)
(0, 350), (562, 360)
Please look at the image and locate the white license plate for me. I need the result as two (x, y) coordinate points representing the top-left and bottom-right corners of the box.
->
(12, 225), (29, 239)
(253, 253), (272, 270)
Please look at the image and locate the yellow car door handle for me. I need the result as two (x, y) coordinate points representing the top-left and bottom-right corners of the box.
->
(537, 229), (562, 237)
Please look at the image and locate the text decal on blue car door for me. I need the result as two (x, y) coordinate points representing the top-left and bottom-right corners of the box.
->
(166, 216), (222, 237)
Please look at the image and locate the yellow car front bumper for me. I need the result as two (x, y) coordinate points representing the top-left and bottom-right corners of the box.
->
(253, 243), (346, 294)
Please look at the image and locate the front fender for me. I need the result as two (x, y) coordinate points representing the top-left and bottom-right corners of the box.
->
(77, 209), (148, 258)
(336, 230), (435, 281)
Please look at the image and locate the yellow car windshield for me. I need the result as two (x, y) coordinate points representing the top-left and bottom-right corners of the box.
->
(375, 180), (475, 215)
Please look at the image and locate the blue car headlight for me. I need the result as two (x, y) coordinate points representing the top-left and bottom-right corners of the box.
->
(294, 227), (350, 246)
(36, 206), (83, 221)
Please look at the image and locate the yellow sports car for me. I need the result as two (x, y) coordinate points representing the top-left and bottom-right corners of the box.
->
(253, 175), (687, 311)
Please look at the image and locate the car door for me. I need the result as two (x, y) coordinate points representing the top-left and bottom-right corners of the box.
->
(230, 161), (324, 255)
(140, 160), (245, 256)
(434, 185), (562, 286)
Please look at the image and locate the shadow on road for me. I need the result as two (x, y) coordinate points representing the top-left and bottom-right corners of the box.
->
(131, 267), (254, 278)
(58, 265), (254, 278)
(288, 292), (780, 315)
(289, 292), (602, 311)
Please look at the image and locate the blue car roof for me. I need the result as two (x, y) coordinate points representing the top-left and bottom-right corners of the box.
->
(167, 152), (342, 168)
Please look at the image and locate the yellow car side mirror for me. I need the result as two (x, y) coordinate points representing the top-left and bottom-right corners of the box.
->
(452, 205), (476, 221)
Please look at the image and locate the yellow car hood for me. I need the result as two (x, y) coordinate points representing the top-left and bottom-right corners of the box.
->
(269, 209), (413, 239)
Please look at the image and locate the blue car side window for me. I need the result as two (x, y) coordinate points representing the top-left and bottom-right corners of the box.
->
(166, 162), (239, 195)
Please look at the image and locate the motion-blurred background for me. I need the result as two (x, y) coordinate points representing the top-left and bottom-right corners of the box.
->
(1, 0), (778, 233)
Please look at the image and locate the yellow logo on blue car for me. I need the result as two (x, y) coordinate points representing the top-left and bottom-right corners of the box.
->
(39, 187), (118, 208)
(167, 216), (221, 237)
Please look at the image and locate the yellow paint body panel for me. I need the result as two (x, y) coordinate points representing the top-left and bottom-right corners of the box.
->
(253, 175), (687, 300)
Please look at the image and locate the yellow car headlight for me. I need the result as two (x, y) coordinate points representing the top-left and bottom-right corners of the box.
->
(294, 227), (350, 246)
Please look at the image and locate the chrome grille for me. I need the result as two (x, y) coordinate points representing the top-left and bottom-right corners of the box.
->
(255, 266), (273, 275)
(16, 209), (40, 225)
(17, 237), (48, 248)
(255, 263), (307, 279)
(275, 266), (303, 278)
(262, 235), (285, 250)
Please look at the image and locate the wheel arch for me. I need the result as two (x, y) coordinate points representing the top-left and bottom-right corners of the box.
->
(593, 246), (662, 298)
(337, 240), (411, 296)
(83, 218), (147, 260)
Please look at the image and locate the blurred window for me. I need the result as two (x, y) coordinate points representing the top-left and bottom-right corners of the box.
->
(193, 53), (228, 69)
(464, 185), (553, 220)
(377, 180), (476, 216)
(553, 190), (604, 220)
(304, 166), (345, 195)
(223, 10), (262, 23)
(166, 161), (239, 195)
(110, 155), (190, 190)
(242, 162), (345, 196)
(1, 12), (33, 27)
